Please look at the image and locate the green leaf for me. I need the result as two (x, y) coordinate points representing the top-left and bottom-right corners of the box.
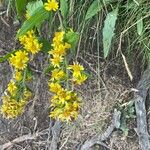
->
(44, 65), (54, 74)
(40, 38), (52, 53)
(64, 30), (79, 49)
(17, 6), (49, 38)
(102, 8), (118, 58)
(26, 0), (43, 16)
(137, 16), (143, 36)
(15, 0), (27, 17)
(0, 50), (19, 63)
(85, 0), (112, 20)
(60, 0), (68, 19)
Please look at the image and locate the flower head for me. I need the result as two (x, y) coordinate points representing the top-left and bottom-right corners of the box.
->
(68, 62), (84, 77)
(73, 74), (87, 85)
(7, 80), (17, 96)
(9, 50), (29, 70)
(49, 82), (63, 93)
(51, 69), (66, 81)
(14, 70), (22, 81)
(44, 0), (59, 12)
(51, 55), (63, 67)
(19, 30), (42, 54)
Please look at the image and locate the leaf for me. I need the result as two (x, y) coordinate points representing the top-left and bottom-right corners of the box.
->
(17, 6), (49, 38)
(137, 16), (143, 36)
(60, 0), (68, 19)
(39, 38), (52, 53)
(44, 65), (54, 74)
(26, 0), (43, 16)
(102, 8), (118, 58)
(85, 0), (112, 20)
(0, 50), (19, 63)
(15, 0), (27, 17)
(64, 30), (79, 49)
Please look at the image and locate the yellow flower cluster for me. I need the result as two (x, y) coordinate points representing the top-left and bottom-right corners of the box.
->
(1, 30), (42, 119)
(48, 31), (87, 122)
(44, 0), (59, 11)
(68, 62), (87, 85)
(19, 30), (42, 54)
(1, 80), (32, 119)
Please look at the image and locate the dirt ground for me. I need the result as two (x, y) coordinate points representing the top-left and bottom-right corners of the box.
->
(0, 12), (141, 150)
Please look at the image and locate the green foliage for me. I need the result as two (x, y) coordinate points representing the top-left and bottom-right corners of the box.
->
(17, 6), (49, 38)
(102, 8), (118, 58)
(0, 50), (18, 63)
(40, 38), (52, 53)
(26, 0), (43, 16)
(15, 0), (27, 17)
(60, 0), (68, 20)
(119, 101), (136, 136)
(64, 30), (79, 49)
(136, 16), (143, 36)
(85, 0), (112, 20)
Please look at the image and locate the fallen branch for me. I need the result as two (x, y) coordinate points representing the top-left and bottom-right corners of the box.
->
(0, 133), (38, 150)
(134, 68), (150, 150)
(49, 120), (62, 150)
(80, 109), (121, 150)
(0, 128), (50, 150)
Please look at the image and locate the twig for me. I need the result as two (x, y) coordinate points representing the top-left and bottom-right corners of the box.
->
(80, 109), (121, 150)
(0, 128), (50, 150)
(134, 68), (150, 150)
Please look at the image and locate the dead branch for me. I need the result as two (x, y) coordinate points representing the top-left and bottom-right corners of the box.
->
(134, 68), (150, 150)
(49, 120), (62, 150)
(0, 133), (37, 150)
(80, 109), (121, 150)
(0, 128), (50, 150)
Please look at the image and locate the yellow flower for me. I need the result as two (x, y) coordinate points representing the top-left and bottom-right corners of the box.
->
(23, 90), (32, 100)
(51, 55), (63, 67)
(9, 50), (29, 70)
(64, 42), (71, 49)
(52, 31), (65, 47)
(68, 62), (84, 77)
(50, 108), (62, 119)
(73, 74), (87, 85)
(19, 30), (42, 54)
(1, 96), (25, 119)
(48, 82), (63, 93)
(51, 69), (66, 81)
(7, 80), (17, 96)
(15, 70), (22, 81)
(50, 45), (66, 56)
(56, 90), (72, 104)
(44, 0), (59, 11)
(58, 107), (78, 122)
